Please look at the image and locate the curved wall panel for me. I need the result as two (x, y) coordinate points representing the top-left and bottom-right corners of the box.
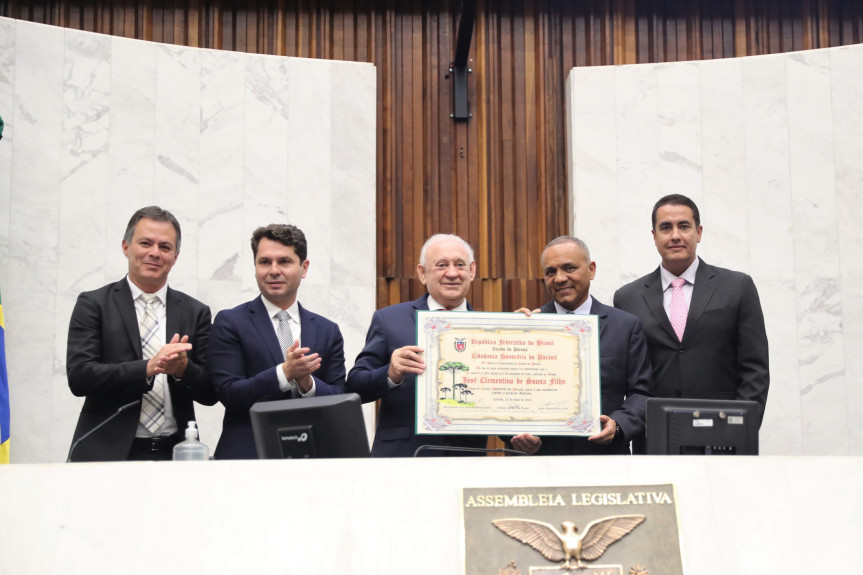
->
(567, 43), (863, 455)
(0, 17), (377, 462)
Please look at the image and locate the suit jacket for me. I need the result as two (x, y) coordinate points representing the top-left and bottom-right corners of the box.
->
(613, 258), (769, 425)
(346, 294), (488, 457)
(209, 295), (346, 459)
(67, 278), (215, 462)
(528, 298), (652, 455)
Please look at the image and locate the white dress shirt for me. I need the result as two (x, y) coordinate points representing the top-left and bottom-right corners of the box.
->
(553, 295), (593, 315)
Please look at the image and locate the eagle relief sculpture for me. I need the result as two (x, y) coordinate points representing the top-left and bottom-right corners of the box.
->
(492, 515), (646, 570)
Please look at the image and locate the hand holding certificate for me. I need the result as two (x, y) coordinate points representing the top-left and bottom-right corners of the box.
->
(415, 311), (602, 437)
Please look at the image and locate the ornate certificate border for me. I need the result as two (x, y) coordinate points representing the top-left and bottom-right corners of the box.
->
(415, 311), (601, 436)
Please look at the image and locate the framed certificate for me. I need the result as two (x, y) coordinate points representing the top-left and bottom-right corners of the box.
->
(415, 310), (601, 437)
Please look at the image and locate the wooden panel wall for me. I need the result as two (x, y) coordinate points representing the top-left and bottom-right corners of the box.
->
(3, 0), (862, 313)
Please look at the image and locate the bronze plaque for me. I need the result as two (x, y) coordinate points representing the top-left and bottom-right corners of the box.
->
(461, 485), (683, 575)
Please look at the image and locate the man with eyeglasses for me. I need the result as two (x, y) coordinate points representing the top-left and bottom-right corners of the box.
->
(347, 234), (488, 457)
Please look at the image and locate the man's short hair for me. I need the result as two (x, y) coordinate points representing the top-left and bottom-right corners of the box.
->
(543, 235), (591, 261)
(251, 224), (308, 261)
(418, 234), (475, 267)
(123, 206), (182, 253)
(652, 194), (701, 229)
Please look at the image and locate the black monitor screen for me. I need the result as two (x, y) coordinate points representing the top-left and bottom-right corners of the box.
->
(250, 393), (370, 459)
(646, 398), (759, 455)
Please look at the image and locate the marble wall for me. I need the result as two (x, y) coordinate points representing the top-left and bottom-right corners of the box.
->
(0, 18), (377, 462)
(4, 15), (857, 460)
(567, 43), (863, 455)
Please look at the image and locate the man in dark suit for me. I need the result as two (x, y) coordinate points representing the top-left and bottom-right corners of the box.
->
(509, 236), (652, 455)
(347, 234), (488, 457)
(208, 224), (345, 459)
(613, 194), (769, 437)
(67, 206), (215, 462)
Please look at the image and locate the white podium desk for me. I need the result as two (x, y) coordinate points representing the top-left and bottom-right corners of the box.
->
(0, 456), (859, 574)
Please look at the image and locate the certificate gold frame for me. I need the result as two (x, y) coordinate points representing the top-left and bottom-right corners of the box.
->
(415, 311), (601, 436)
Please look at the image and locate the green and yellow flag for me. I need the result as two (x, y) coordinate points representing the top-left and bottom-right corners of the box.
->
(0, 290), (10, 463)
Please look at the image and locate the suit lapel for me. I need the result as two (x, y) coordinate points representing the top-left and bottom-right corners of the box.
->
(113, 279), (143, 358)
(297, 303), (317, 352)
(412, 295), (430, 329)
(249, 296), (285, 365)
(588, 298), (609, 339)
(163, 288), (183, 402)
(641, 268), (679, 343)
(684, 258), (717, 341)
(164, 287), (181, 342)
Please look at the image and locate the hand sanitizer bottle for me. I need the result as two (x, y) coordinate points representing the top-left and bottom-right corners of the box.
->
(172, 421), (210, 461)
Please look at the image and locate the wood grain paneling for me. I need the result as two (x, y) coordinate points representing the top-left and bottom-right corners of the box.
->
(3, 0), (862, 316)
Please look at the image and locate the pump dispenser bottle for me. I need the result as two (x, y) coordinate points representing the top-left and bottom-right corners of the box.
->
(172, 421), (210, 461)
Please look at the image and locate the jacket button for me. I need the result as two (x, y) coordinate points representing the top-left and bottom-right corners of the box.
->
(675, 390), (682, 397)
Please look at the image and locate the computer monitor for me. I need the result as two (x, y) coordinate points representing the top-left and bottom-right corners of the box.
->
(250, 393), (370, 459)
(645, 397), (759, 455)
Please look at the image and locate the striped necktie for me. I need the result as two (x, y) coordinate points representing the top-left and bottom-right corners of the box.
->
(138, 293), (165, 432)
